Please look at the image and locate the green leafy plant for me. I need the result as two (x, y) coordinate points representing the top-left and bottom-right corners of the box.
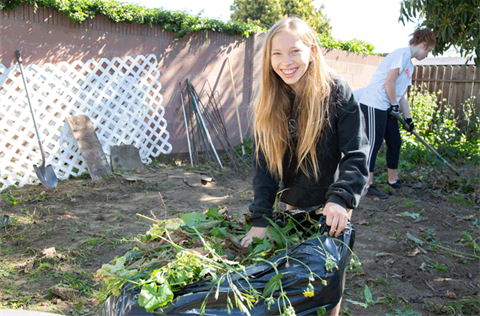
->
(403, 87), (480, 164)
(96, 207), (359, 315)
(1, 192), (18, 205)
(345, 284), (383, 308)
(427, 261), (448, 272)
(317, 33), (376, 55)
(385, 306), (422, 316)
(396, 212), (420, 220)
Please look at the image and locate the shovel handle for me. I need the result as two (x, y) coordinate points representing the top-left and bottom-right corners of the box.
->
(390, 112), (461, 177)
(15, 50), (46, 164)
(15, 50), (22, 63)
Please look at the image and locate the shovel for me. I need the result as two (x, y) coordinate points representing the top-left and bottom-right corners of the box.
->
(15, 50), (58, 189)
(389, 111), (461, 177)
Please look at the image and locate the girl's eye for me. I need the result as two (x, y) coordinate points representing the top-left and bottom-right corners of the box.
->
(292, 49), (300, 53)
(272, 52), (280, 56)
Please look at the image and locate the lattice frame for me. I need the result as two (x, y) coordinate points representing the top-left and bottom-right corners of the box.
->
(0, 54), (171, 190)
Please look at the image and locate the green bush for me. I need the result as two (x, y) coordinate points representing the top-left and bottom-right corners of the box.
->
(317, 34), (375, 55)
(401, 86), (479, 165)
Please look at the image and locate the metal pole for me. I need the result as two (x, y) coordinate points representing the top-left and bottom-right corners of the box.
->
(179, 83), (193, 167)
(187, 79), (223, 169)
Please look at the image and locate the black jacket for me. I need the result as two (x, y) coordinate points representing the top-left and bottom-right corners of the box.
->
(249, 78), (369, 227)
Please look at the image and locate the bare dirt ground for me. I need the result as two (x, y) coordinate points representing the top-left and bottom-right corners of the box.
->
(0, 160), (479, 316)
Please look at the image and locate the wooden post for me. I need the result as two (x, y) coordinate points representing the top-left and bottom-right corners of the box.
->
(227, 57), (245, 156)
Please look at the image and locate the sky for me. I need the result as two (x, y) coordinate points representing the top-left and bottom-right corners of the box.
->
(126, 0), (420, 54)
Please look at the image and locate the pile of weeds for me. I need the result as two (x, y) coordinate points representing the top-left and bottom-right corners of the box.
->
(95, 206), (360, 315)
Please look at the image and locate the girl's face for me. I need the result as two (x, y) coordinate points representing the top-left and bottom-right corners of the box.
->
(270, 31), (314, 90)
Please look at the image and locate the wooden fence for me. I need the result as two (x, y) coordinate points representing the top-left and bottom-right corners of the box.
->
(412, 65), (479, 113)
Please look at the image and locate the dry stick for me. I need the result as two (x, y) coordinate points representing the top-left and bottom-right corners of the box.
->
(227, 57), (245, 156)
(158, 191), (167, 221)
(136, 213), (158, 224)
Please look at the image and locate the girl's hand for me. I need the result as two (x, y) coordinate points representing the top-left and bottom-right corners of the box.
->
(323, 202), (350, 237)
(240, 226), (269, 248)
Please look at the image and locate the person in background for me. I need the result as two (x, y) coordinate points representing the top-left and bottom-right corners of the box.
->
(240, 17), (369, 316)
(358, 28), (436, 199)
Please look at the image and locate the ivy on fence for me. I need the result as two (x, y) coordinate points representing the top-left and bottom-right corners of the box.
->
(0, 0), (262, 38)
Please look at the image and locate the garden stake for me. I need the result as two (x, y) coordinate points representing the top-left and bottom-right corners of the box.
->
(199, 80), (248, 166)
(227, 57), (245, 157)
(390, 112), (461, 177)
(186, 79), (223, 168)
(190, 84), (238, 168)
(179, 83), (193, 167)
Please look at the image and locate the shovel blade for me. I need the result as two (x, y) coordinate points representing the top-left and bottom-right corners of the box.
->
(34, 165), (58, 189)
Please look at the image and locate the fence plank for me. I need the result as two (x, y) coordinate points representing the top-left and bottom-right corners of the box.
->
(429, 65), (437, 95)
(474, 66), (480, 109)
(412, 64), (479, 113)
(443, 66), (453, 106)
(455, 65), (468, 115)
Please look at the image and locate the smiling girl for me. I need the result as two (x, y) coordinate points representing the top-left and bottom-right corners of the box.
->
(240, 17), (369, 316)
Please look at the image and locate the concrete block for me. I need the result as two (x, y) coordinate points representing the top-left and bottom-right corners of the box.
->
(110, 145), (146, 173)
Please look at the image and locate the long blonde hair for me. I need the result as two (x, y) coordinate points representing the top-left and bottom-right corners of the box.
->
(253, 17), (333, 181)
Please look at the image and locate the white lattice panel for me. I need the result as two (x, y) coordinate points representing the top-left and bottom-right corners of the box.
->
(0, 54), (171, 190)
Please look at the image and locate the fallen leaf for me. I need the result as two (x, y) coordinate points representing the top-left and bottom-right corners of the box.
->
(445, 292), (457, 299)
(355, 280), (366, 287)
(355, 219), (368, 225)
(419, 262), (426, 271)
(407, 250), (420, 257)
(417, 246), (428, 254)
(406, 232), (424, 245)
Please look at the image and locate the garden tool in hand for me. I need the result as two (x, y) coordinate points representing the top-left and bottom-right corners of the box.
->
(389, 111), (461, 177)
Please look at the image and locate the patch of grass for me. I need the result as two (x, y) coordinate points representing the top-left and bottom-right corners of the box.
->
(421, 228), (437, 242)
(339, 306), (352, 315)
(33, 261), (54, 275)
(83, 236), (105, 246)
(375, 278), (390, 287)
(385, 306), (422, 316)
(448, 196), (476, 207)
(391, 230), (402, 239)
(427, 261), (448, 272)
(403, 200), (416, 208)
(423, 296), (480, 315)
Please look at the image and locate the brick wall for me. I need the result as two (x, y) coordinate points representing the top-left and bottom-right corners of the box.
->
(0, 4), (383, 157)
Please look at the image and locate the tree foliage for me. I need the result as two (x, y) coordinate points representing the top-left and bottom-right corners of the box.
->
(399, 0), (480, 66)
(230, 0), (331, 35)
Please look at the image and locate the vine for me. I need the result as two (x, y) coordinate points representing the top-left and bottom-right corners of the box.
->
(0, 0), (262, 38)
